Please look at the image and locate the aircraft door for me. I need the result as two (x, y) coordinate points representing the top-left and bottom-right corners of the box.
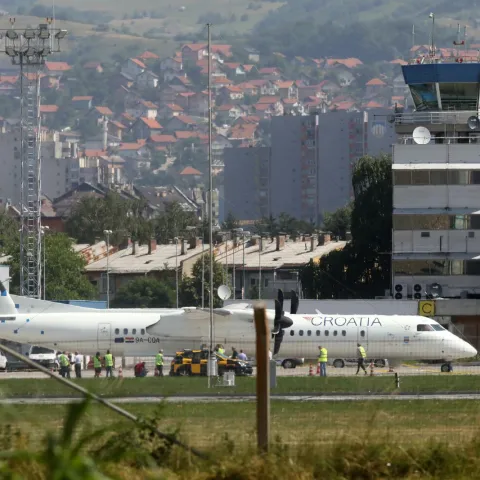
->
(97, 323), (111, 351)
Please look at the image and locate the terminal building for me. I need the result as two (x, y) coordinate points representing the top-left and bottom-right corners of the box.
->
(392, 48), (480, 348)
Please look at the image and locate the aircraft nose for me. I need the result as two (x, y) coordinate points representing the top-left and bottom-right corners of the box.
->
(465, 343), (478, 357)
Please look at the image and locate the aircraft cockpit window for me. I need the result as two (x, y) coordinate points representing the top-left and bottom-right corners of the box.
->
(431, 324), (445, 331)
(325, 330), (329, 337)
(316, 330), (320, 336)
(141, 329), (145, 335)
(341, 330), (346, 336)
(360, 330), (365, 337)
(417, 324), (435, 332)
(290, 330), (294, 336)
(123, 328), (128, 334)
(307, 330), (312, 336)
(299, 330), (304, 336)
(0, 316), (15, 321)
(115, 329), (119, 335)
(132, 328), (137, 334)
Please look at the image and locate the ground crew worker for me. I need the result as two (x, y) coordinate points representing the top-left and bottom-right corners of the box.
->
(155, 349), (164, 376)
(93, 352), (102, 378)
(231, 347), (238, 359)
(318, 345), (328, 377)
(356, 343), (367, 375)
(74, 351), (82, 378)
(58, 351), (70, 378)
(218, 345), (225, 355)
(104, 350), (114, 378)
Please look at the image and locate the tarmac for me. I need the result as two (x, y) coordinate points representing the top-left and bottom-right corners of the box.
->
(2, 394), (480, 404)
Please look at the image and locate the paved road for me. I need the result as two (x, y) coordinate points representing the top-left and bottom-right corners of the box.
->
(1, 364), (479, 379)
(2, 394), (480, 404)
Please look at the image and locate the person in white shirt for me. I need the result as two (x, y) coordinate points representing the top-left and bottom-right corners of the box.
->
(74, 352), (82, 378)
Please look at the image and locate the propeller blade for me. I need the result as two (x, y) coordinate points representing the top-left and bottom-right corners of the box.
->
(273, 329), (284, 355)
(277, 289), (284, 313)
(290, 290), (299, 315)
(274, 299), (282, 321)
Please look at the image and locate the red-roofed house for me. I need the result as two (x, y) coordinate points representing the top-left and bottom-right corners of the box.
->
(147, 134), (177, 153)
(88, 106), (113, 122)
(83, 61), (104, 73)
(136, 70), (159, 89)
(131, 117), (163, 140)
(44, 61), (71, 75)
(363, 100), (385, 109)
(166, 115), (197, 132)
(325, 58), (363, 69)
(181, 43), (208, 63)
(365, 78), (388, 98)
(275, 80), (298, 99)
(72, 96), (93, 110)
(126, 99), (158, 119)
(281, 98), (305, 115)
(390, 59), (408, 66)
(253, 102), (283, 118)
(219, 85), (245, 103)
(160, 56), (183, 72)
(138, 51), (160, 61)
(216, 104), (247, 122)
(258, 67), (283, 79)
(180, 166), (202, 178)
(39, 105), (58, 122)
(158, 103), (184, 119)
(257, 96), (281, 105)
(221, 63), (246, 78)
(228, 124), (259, 146)
(108, 121), (127, 140)
(330, 101), (358, 112)
(121, 58), (146, 79)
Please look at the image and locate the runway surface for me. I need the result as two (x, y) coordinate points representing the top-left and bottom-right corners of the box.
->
(2, 394), (480, 404)
(0, 364), (478, 379)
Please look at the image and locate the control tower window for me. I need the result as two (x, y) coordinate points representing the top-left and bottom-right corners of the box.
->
(410, 83), (438, 110)
(439, 83), (478, 111)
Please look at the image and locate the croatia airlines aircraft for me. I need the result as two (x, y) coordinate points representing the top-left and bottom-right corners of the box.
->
(0, 282), (476, 371)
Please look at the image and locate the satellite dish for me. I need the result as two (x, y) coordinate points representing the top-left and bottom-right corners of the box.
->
(387, 114), (396, 124)
(412, 126), (431, 145)
(426, 283), (443, 299)
(468, 116), (479, 130)
(217, 285), (232, 300)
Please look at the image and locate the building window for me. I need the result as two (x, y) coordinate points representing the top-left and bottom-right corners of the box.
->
(393, 259), (480, 276)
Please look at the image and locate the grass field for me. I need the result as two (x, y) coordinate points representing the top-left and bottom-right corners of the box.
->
(1, 375), (480, 398)
(3, 399), (480, 448)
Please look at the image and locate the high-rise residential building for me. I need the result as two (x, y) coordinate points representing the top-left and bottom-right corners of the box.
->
(392, 53), (480, 300)
(224, 109), (395, 223)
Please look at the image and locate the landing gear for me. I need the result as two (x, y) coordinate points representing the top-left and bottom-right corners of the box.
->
(441, 362), (453, 373)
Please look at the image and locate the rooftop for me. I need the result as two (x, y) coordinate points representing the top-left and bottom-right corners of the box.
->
(214, 237), (347, 270)
(85, 242), (209, 274)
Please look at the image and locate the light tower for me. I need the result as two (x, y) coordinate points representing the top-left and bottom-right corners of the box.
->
(0, 19), (67, 298)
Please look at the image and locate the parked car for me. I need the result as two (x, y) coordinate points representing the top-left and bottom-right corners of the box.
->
(276, 358), (305, 369)
(331, 358), (388, 368)
(0, 351), (7, 371)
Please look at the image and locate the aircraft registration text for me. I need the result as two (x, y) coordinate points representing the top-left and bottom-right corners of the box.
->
(135, 337), (162, 343)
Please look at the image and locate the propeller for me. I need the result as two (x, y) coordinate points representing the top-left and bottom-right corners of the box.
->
(272, 289), (295, 355)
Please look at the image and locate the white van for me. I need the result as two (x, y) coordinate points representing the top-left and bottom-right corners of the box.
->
(0, 351), (7, 371)
(27, 346), (59, 371)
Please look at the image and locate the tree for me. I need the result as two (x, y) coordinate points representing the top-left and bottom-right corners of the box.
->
(323, 204), (352, 240)
(300, 154), (392, 299)
(111, 278), (175, 308)
(154, 202), (200, 245)
(6, 231), (96, 300)
(179, 253), (225, 307)
(222, 212), (240, 233)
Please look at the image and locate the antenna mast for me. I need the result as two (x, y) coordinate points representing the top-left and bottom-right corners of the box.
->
(207, 22), (214, 388)
(429, 12), (435, 57)
(412, 24), (415, 53)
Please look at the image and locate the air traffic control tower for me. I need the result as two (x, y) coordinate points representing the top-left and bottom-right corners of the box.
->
(392, 49), (480, 301)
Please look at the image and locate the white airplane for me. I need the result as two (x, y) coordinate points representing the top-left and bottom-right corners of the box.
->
(0, 282), (476, 372)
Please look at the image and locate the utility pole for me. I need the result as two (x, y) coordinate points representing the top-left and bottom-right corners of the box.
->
(207, 23), (215, 387)
(0, 20), (67, 298)
(103, 230), (112, 308)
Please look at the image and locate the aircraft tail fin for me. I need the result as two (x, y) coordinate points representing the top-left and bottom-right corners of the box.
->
(0, 281), (18, 315)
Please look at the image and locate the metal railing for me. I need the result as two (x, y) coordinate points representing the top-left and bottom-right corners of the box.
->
(395, 111), (478, 126)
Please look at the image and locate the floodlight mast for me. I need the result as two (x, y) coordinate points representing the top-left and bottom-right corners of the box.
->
(0, 18), (67, 298)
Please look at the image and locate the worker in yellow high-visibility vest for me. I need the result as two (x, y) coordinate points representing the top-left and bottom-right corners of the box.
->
(58, 351), (70, 378)
(155, 349), (164, 377)
(356, 343), (367, 375)
(318, 345), (328, 377)
(104, 350), (114, 378)
(93, 352), (102, 378)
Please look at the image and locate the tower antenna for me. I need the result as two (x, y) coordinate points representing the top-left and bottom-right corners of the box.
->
(429, 13), (435, 57)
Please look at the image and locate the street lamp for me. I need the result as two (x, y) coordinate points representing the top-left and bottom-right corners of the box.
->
(103, 230), (112, 308)
(174, 237), (179, 308)
(252, 235), (262, 299)
(40, 225), (49, 300)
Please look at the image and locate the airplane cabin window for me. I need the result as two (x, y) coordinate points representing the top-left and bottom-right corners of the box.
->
(290, 330), (294, 336)
(316, 330), (320, 336)
(417, 324), (435, 332)
(307, 330), (312, 336)
(431, 324), (445, 331)
(115, 329), (119, 335)
(123, 328), (128, 334)
(132, 329), (137, 334)
(342, 330), (346, 336)
(360, 330), (365, 337)
(141, 329), (145, 335)
(333, 330), (338, 336)
(325, 330), (329, 336)
(299, 330), (304, 336)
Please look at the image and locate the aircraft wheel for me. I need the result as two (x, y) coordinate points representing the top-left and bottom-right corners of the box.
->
(374, 359), (386, 368)
(333, 359), (345, 368)
(441, 363), (450, 373)
(282, 359), (296, 369)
